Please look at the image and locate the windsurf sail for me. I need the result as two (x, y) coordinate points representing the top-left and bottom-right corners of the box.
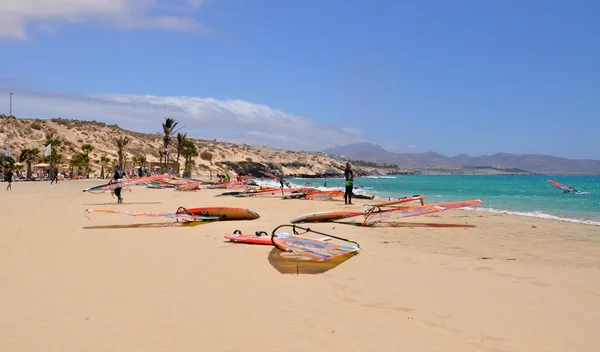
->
(267, 225), (360, 275)
(547, 180), (587, 194)
(264, 171), (292, 188)
(270, 224), (360, 260)
(368, 195), (426, 207)
(85, 206), (222, 222)
(364, 199), (483, 224)
(83, 174), (170, 193)
(175, 182), (202, 191)
(304, 190), (344, 199)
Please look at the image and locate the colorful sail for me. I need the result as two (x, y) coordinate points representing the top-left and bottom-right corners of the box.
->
(272, 233), (361, 261)
(270, 225), (360, 260)
(83, 174), (170, 192)
(263, 171), (292, 187)
(85, 208), (219, 222)
(368, 195), (426, 207)
(547, 180), (587, 193)
(365, 199), (483, 223)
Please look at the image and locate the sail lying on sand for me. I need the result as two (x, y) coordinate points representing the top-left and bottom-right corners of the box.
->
(85, 207), (219, 222)
(270, 224), (360, 260)
(290, 199), (483, 224)
(368, 195), (426, 208)
(83, 174), (170, 193)
(364, 199), (483, 224)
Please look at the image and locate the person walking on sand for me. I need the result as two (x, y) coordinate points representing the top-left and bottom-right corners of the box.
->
(50, 167), (59, 184)
(5, 169), (13, 190)
(344, 162), (354, 204)
(110, 165), (126, 203)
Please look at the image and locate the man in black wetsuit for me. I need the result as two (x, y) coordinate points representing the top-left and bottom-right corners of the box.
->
(110, 165), (126, 203)
(5, 169), (13, 190)
(344, 162), (353, 204)
(50, 167), (59, 184)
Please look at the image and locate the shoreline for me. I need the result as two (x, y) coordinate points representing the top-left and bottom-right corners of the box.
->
(286, 175), (600, 226)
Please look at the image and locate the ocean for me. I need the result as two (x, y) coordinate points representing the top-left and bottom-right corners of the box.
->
(284, 175), (600, 226)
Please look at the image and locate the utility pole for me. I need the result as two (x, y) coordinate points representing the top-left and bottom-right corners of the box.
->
(9, 92), (14, 116)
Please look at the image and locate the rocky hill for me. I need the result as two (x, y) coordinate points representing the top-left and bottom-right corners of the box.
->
(0, 116), (395, 178)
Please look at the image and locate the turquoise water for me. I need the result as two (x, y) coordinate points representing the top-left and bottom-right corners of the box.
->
(286, 175), (600, 225)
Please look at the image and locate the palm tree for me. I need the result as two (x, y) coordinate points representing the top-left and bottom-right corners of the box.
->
(158, 149), (165, 168)
(19, 148), (40, 180)
(0, 155), (15, 170)
(114, 136), (130, 169)
(181, 140), (198, 178)
(131, 155), (146, 176)
(43, 133), (63, 175)
(161, 117), (180, 168)
(71, 153), (87, 176)
(98, 155), (110, 179)
(14, 164), (24, 176)
(176, 132), (187, 175)
(80, 144), (94, 177)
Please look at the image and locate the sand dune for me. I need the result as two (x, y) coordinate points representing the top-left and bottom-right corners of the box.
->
(1, 180), (599, 352)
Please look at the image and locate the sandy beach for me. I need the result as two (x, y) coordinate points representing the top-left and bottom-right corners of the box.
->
(1, 179), (599, 352)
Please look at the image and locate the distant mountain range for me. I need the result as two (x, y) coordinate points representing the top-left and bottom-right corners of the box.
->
(323, 143), (600, 175)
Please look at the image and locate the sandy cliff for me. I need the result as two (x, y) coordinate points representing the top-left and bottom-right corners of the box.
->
(0, 117), (380, 177)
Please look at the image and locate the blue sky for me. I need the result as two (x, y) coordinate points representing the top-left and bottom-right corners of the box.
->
(0, 0), (599, 159)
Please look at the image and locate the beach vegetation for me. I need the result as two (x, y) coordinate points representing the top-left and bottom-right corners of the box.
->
(70, 153), (87, 176)
(80, 144), (94, 176)
(200, 150), (213, 165)
(132, 154), (146, 166)
(19, 148), (40, 179)
(161, 117), (180, 168)
(181, 140), (198, 178)
(114, 136), (130, 169)
(98, 155), (111, 179)
(43, 133), (64, 168)
(176, 132), (187, 174)
(0, 155), (16, 170)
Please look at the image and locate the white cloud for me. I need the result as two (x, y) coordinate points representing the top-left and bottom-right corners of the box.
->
(2, 90), (368, 151)
(0, 0), (211, 40)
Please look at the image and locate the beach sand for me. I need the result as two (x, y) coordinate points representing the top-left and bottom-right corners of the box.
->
(1, 180), (599, 352)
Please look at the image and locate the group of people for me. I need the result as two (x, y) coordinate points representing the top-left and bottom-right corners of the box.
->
(217, 174), (230, 183)
(2, 167), (61, 190)
(4, 161), (360, 205)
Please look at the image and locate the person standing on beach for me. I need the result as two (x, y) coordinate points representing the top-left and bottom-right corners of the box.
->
(5, 169), (13, 190)
(344, 162), (354, 204)
(50, 167), (59, 184)
(110, 165), (126, 203)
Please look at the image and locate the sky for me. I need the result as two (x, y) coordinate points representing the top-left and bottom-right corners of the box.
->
(0, 0), (599, 159)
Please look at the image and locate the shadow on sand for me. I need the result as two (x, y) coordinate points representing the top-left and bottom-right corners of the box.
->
(81, 202), (163, 206)
(336, 221), (476, 228)
(267, 247), (358, 275)
(82, 221), (211, 230)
